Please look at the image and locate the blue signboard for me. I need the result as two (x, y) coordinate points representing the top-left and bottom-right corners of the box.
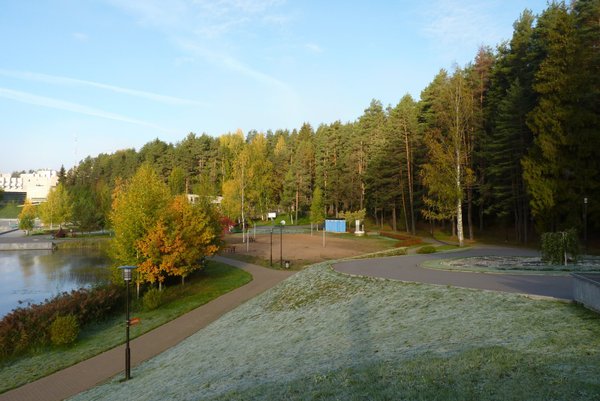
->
(325, 219), (346, 233)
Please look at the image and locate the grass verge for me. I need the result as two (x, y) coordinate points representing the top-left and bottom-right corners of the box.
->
(0, 202), (20, 219)
(73, 262), (600, 401)
(54, 237), (111, 250)
(0, 261), (252, 394)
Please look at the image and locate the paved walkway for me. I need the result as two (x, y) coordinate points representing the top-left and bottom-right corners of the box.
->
(0, 257), (294, 401)
(334, 246), (573, 300)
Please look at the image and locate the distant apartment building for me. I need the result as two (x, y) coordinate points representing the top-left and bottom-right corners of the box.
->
(0, 170), (58, 204)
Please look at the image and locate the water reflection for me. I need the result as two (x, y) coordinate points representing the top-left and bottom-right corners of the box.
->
(0, 249), (111, 318)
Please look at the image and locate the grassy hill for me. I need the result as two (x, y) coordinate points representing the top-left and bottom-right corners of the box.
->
(73, 261), (600, 401)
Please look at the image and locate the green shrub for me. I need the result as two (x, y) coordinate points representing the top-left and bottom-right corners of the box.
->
(50, 315), (79, 346)
(143, 288), (164, 311)
(541, 228), (579, 265)
(416, 245), (437, 254)
(386, 247), (408, 256)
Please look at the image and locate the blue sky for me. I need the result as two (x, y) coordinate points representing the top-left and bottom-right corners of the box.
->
(0, 0), (549, 172)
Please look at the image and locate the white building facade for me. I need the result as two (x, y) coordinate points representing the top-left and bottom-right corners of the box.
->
(0, 170), (58, 203)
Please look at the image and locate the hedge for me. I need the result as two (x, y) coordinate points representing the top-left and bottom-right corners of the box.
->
(0, 285), (124, 358)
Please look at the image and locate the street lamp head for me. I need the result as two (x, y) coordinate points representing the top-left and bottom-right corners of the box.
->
(584, 197), (588, 204)
(280, 220), (286, 226)
(118, 265), (137, 282)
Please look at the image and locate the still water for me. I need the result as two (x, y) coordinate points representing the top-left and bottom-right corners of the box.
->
(0, 248), (111, 318)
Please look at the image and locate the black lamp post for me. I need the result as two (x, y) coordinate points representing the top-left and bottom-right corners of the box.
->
(279, 220), (285, 268)
(270, 227), (273, 267)
(118, 265), (137, 381)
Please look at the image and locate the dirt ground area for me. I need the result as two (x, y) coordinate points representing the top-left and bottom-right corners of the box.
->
(223, 232), (394, 267)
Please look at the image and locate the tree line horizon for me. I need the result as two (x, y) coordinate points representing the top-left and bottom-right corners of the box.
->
(60, 1), (597, 246)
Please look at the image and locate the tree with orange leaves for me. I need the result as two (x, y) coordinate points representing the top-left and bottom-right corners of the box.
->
(136, 196), (220, 288)
(111, 164), (221, 290)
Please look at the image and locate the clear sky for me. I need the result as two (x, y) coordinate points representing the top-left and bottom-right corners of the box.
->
(0, 0), (549, 173)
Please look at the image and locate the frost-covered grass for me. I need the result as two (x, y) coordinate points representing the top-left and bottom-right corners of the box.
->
(0, 262), (251, 394)
(425, 256), (600, 275)
(72, 262), (600, 401)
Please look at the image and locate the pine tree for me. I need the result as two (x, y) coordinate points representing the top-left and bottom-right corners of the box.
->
(388, 94), (420, 234)
(482, 10), (537, 242)
(523, 2), (577, 230)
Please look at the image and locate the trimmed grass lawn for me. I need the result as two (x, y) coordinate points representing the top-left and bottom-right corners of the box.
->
(73, 261), (600, 401)
(0, 202), (20, 219)
(0, 261), (252, 394)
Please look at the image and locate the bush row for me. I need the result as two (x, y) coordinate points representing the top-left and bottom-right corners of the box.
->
(0, 285), (125, 358)
(379, 231), (423, 247)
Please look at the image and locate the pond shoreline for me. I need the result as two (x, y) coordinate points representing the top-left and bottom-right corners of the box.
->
(0, 245), (112, 318)
(0, 241), (56, 251)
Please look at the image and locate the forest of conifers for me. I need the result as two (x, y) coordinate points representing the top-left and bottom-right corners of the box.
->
(64, 1), (598, 244)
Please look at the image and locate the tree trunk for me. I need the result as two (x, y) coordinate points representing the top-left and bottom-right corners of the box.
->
(399, 167), (409, 233)
(479, 202), (484, 232)
(523, 197), (529, 245)
(456, 149), (464, 247)
(392, 204), (397, 232)
(295, 187), (299, 225)
(359, 140), (366, 210)
(404, 128), (416, 235)
(467, 187), (474, 240)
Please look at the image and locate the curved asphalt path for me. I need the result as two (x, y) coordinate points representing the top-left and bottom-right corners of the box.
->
(334, 246), (573, 300)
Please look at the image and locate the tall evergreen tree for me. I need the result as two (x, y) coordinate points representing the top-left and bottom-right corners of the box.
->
(354, 100), (386, 210)
(523, 2), (578, 231)
(482, 10), (537, 242)
(388, 94), (420, 234)
(315, 122), (346, 216)
(284, 123), (315, 222)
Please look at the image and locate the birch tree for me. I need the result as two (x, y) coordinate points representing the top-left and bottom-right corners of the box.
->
(421, 68), (475, 246)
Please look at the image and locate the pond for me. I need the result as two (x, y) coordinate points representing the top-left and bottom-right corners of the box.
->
(0, 248), (112, 318)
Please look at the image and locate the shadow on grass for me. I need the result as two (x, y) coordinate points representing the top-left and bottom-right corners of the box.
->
(209, 345), (600, 401)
